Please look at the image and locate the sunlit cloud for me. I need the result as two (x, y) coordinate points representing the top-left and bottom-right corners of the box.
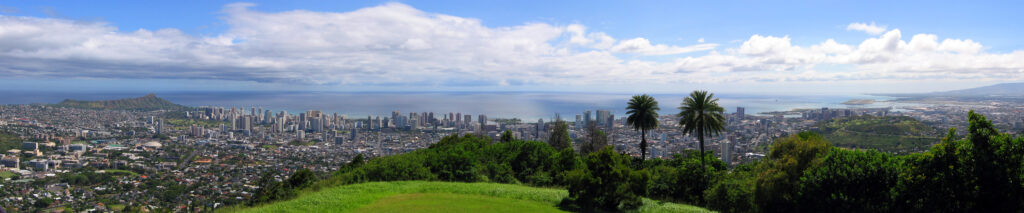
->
(0, 3), (1021, 90)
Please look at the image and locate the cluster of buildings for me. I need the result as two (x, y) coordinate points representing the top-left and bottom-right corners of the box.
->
(1, 96), (1023, 212)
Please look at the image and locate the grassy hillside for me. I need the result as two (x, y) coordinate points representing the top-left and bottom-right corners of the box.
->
(0, 131), (22, 153)
(812, 115), (941, 153)
(227, 181), (710, 213)
(54, 93), (188, 111)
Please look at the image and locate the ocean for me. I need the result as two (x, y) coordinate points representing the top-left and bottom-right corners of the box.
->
(0, 91), (919, 120)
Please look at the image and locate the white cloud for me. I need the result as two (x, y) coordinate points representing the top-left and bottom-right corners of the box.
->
(0, 4), (1021, 90)
(611, 38), (717, 55)
(846, 22), (887, 35)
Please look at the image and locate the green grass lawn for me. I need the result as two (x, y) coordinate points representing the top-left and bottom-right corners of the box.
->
(100, 169), (139, 177)
(352, 193), (564, 213)
(226, 181), (711, 213)
(0, 171), (17, 179)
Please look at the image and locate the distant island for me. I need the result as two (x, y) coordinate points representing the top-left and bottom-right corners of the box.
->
(53, 93), (188, 111)
(841, 99), (875, 105)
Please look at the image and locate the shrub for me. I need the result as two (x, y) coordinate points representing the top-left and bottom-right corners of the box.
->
(564, 146), (649, 211)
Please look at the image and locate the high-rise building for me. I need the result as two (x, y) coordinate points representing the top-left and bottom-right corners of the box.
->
(479, 114), (487, 127)
(721, 140), (731, 166)
(583, 110), (592, 127)
(536, 119), (545, 139)
(736, 107), (746, 119)
(464, 114), (472, 125)
(607, 114), (615, 129)
(244, 115), (253, 132)
(596, 110), (610, 128)
(190, 124), (203, 137)
(392, 110), (401, 126)
(575, 114), (582, 130)
(311, 117), (323, 132)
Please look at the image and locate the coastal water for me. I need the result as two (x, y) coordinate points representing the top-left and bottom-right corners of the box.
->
(0, 91), (921, 120)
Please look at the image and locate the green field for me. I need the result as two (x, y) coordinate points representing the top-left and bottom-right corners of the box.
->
(100, 169), (140, 177)
(352, 193), (564, 213)
(0, 171), (17, 179)
(228, 181), (710, 213)
(814, 116), (941, 153)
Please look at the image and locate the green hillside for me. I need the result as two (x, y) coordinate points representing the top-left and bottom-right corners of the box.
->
(54, 93), (188, 111)
(812, 115), (941, 153)
(227, 181), (709, 213)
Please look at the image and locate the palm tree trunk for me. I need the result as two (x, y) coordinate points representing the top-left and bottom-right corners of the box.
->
(698, 128), (705, 169)
(640, 129), (647, 161)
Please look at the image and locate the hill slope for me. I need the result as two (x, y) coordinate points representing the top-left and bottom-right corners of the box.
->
(54, 93), (188, 111)
(928, 82), (1024, 97)
(876, 82), (1024, 98)
(812, 116), (941, 153)
(228, 181), (710, 213)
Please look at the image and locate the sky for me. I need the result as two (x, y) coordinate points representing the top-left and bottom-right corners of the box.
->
(0, 0), (1022, 95)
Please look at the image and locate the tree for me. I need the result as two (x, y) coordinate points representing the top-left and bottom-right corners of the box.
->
(678, 90), (725, 169)
(500, 130), (515, 142)
(564, 146), (649, 211)
(896, 111), (1024, 212)
(754, 132), (831, 213)
(796, 149), (899, 212)
(626, 94), (660, 161)
(579, 123), (608, 155)
(249, 171), (291, 206)
(286, 168), (317, 189)
(349, 154), (365, 167)
(548, 120), (572, 150)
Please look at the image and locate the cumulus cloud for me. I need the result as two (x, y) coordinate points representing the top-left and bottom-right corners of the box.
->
(846, 22), (887, 35)
(0, 4), (1021, 89)
(611, 38), (717, 55)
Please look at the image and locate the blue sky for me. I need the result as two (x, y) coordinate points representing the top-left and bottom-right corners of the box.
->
(1, 0), (1022, 95)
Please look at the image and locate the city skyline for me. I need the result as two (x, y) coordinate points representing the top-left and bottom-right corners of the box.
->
(1, 1), (1023, 95)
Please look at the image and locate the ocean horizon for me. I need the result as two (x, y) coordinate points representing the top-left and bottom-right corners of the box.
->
(0, 91), (915, 120)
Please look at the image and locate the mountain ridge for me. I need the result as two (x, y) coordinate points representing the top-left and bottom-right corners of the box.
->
(54, 93), (189, 111)
(873, 82), (1024, 97)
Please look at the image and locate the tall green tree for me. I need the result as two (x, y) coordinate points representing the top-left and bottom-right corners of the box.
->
(500, 130), (515, 142)
(678, 90), (726, 169)
(579, 123), (608, 155)
(548, 120), (572, 150)
(626, 94), (660, 161)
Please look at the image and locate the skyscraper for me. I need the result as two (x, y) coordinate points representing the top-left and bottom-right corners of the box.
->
(596, 110), (610, 128)
(721, 140), (732, 166)
(583, 110), (592, 127)
(607, 114), (614, 129)
(575, 114), (582, 130)
(736, 107), (745, 119)
(536, 119), (545, 139)
(479, 114), (487, 127)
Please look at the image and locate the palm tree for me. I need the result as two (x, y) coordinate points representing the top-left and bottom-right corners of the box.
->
(678, 90), (725, 169)
(626, 94), (660, 161)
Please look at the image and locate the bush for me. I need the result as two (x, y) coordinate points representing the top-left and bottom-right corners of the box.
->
(647, 150), (724, 205)
(796, 149), (899, 212)
(705, 164), (756, 213)
(895, 111), (1024, 212)
(754, 132), (831, 213)
(564, 146), (649, 211)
